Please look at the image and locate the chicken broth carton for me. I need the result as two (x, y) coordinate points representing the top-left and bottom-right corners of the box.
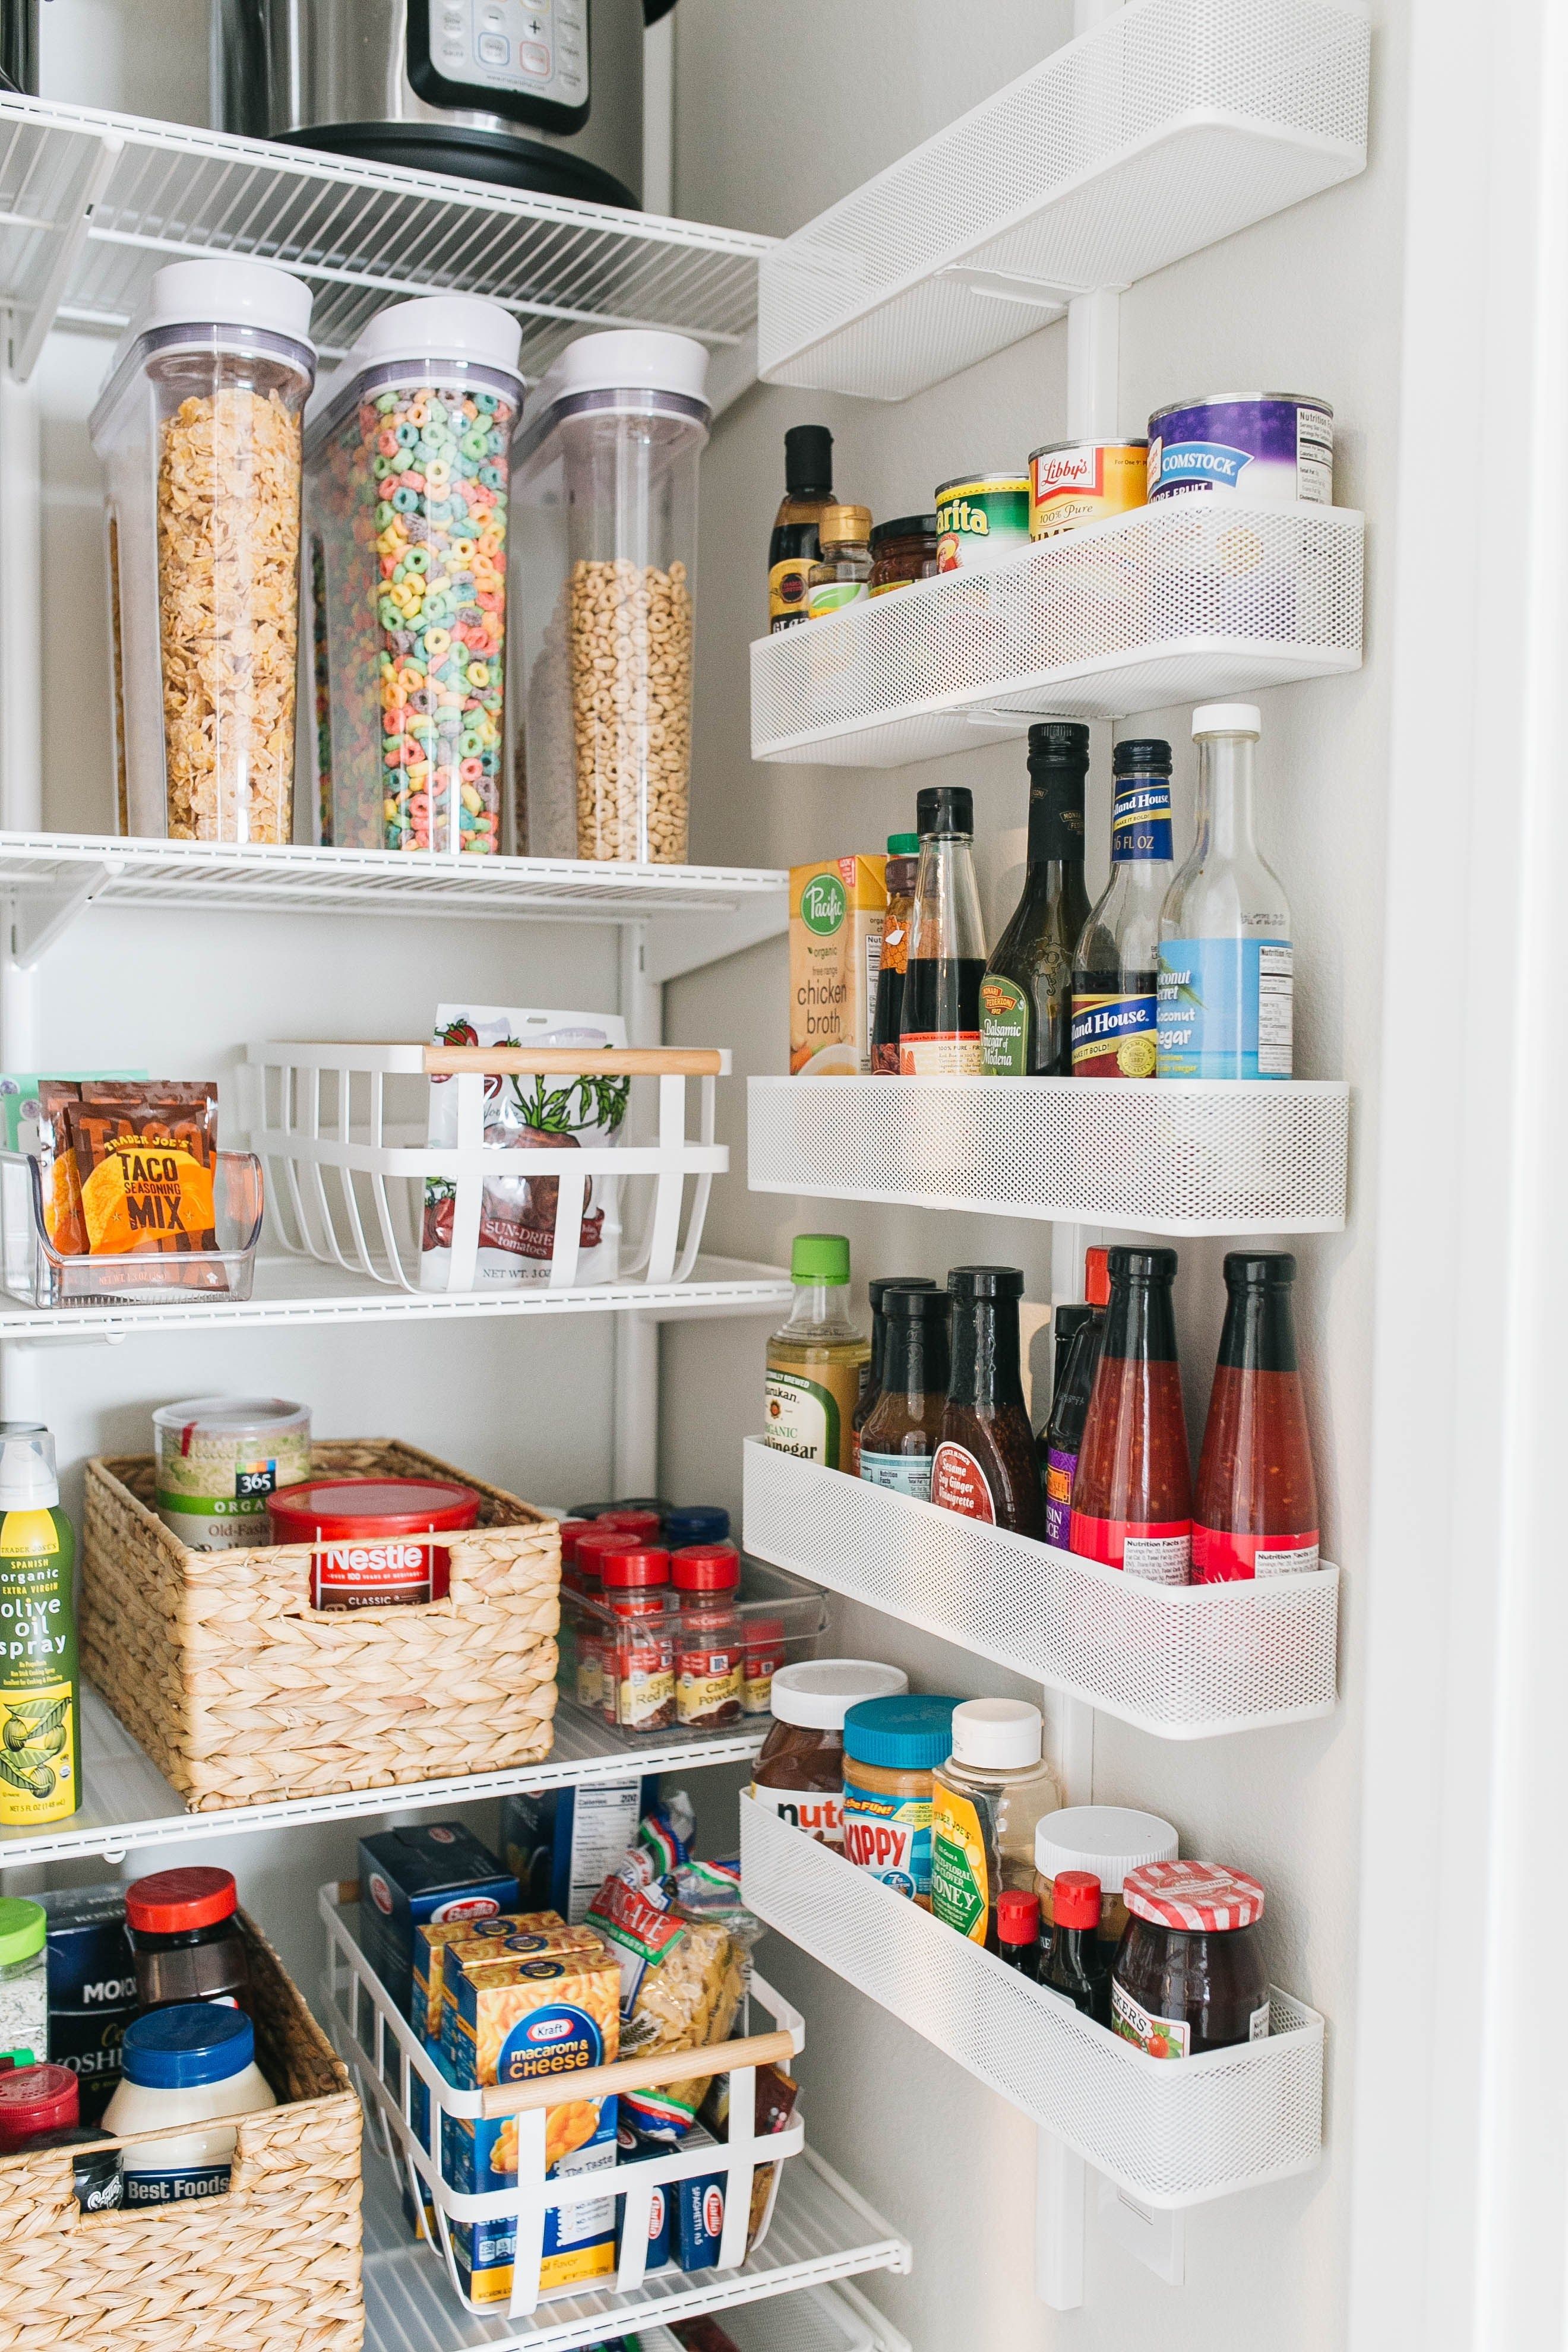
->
(789, 856), (886, 1075)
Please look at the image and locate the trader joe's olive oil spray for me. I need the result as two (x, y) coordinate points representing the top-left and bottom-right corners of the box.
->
(0, 1426), (79, 1826)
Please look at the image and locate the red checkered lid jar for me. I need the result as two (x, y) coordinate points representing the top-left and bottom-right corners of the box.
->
(1122, 1860), (1265, 1933)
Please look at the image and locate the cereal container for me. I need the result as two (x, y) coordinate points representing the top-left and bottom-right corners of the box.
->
(304, 295), (523, 855)
(514, 330), (710, 864)
(90, 259), (316, 843)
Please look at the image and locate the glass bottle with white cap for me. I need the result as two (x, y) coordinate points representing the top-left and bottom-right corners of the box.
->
(750, 1659), (909, 1850)
(1156, 703), (1293, 1079)
(930, 1699), (1064, 1950)
(0, 1425), (79, 1830)
(1033, 1802), (1180, 1964)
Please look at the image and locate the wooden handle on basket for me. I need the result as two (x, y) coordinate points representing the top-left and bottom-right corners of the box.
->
(479, 2027), (796, 2118)
(424, 1045), (723, 1077)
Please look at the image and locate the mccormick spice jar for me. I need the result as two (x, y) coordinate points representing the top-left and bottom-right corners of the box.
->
(267, 1475), (480, 1608)
(841, 1694), (960, 1906)
(750, 1659), (909, 1849)
(742, 1616), (786, 1716)
(671, 1543), (744, 1730)
(125, 1867), (252, 2015)
(868, 513), (939, 595)
(571, 1525), (631, 1712)
(1111, 1860), (1269, 2057)
(600, 1545), (676, 1732)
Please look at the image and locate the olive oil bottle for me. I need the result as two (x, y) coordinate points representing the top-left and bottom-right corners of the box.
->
(763, 1234), (871, 1472)
(0, 1424), (80, 1826)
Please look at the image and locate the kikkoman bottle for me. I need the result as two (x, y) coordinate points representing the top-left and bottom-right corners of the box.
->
(980, 722), (1092, 1077)
(1071, 736), (1175, 1078)
(764, 1234), (871, 1472)
(1158, 704), (1293, 1079)
(769, 423), (836, 633)
(0, 1427), (79, 1828)
(900, 785), (988, 1076)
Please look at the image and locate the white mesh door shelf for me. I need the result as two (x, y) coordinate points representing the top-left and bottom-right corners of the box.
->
(740, 1796), (1324, 2206)
(758, 0), (1369, 400)
(742, 1441), (1338, 1738)
(747, 1075), (1349, 1237)
(751, 501), (1364, 766)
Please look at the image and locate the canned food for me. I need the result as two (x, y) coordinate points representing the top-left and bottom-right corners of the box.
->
(1147, 394), (1333, 507)
(935, 473), (1030, 572)
(1029, 440), (1147, 539)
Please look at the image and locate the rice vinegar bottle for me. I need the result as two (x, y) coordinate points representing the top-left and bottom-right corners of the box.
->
(764, 1235), (871, 1472)
(0, 1425), (80, 1826)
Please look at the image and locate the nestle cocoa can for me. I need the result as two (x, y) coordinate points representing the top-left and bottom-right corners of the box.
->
(1028, 440), (1147, 538)
(1146, 393), (1333, 506)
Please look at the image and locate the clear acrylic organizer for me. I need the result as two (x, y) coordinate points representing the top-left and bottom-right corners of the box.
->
(559, 1556), (830, 1738)
(0, 1147), (264, 1308)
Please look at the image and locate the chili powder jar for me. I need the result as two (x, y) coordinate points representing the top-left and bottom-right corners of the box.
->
(671, 1542), (744, 1730)
(1111, 1859), (1269, 2058)
(125, 1867), (252, 2015)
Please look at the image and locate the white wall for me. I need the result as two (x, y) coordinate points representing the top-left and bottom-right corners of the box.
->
(665, 3), (1405, 2345)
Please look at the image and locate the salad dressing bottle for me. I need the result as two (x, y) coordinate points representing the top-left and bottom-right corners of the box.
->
(764, 1234), (871, 1472)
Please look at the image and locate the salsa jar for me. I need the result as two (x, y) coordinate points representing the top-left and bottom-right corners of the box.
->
(751, 1659), (908, 1848)
(1111, 1860), (1269, 2058)
(671, 1542), (744, 1730)
(868, 513), (938, 595)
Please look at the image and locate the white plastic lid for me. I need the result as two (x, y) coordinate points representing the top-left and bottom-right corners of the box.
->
(153, 1396), (309, 1438)
(0, 1427), (58, 1513)
(352, 295), (523, 381)
(769, 1659), (908, 1731)
(1034, 1804), (1179, 1889)
(1191, 702), (1261, 738)
(950, 1697), (1042, 1769)
(532, 328), (711, 413)
(142, 258), (314, 349)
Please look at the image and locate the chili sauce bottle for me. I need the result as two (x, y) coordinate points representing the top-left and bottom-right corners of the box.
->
(1071, 736), (1174, 1079)
(980, 722), (1092, 1076)
(769, 423), (836, 633)
(764, 1234), (871, 1472)
(852, 1275), (940, 1480)
(1194, 1251), (1320, 1580)
(1042, 1245), (1110, 1548)
(871, 833), (921, 1074)
(899, 785), (988, 1075)
(0, 1427), (80, 1827)
(859, 1285), (951, 1501)
(931, 1266), (1046, 1536)
(1070, 1247), (1193, 1582)
(1038, 1869), (1110, 2022)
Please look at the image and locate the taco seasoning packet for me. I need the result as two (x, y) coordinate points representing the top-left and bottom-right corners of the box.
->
(40, 1081), (221, 1260)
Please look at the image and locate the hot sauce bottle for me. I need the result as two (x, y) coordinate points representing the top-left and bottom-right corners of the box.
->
(931, 1266), (1046, 1537)
(1069, 1246), (1192, 1582)
(1194, 1250), (1320, 1580)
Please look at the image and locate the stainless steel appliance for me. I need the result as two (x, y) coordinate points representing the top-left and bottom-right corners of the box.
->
(0, 0), (37, 94)
(214, 0), (669, 207)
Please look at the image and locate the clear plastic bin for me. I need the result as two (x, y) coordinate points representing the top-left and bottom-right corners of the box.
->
(304, 296), (523, 855)
(90, 259), (316, 843)
(559, 1556), (828, 1737)
(0, 1149), (264, 1308)
(514, 331), (710, 864)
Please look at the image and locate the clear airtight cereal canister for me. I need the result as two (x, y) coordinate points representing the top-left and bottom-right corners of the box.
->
(304, 295), (523, 855)
(90, 258), (316, 843)
(514, 330), (710, 863)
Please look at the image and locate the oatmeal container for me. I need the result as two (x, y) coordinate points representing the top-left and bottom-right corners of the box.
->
(1147, 394), (1334, 507)
(515, 330), (710, 863)
(90, 259), (317, 843)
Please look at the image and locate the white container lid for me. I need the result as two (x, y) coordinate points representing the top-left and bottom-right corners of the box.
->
(352, 295), (523, 381)
(0, 1427), (58, 1512)
(1034, 1804), (1180, 1888)
(1191, 702), (1261, 737)
(532, 328), (711, 413)
(153, 1396), (309, 1439)
(769, 1659), (908, 1731)
(950, 1696), (1042, 1768)
(142, 258), (314, 349)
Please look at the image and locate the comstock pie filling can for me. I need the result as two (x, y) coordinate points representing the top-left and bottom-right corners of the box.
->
(1028, 440), (1147, 538)
(267, 1475), (481, 1609)
(1146, 393), (1333, 507)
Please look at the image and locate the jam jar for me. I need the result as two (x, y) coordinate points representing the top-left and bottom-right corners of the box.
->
(1111, 1860), (1269, 2058)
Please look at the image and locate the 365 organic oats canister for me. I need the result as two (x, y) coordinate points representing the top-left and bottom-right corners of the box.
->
(153, 1396), (312, 1550)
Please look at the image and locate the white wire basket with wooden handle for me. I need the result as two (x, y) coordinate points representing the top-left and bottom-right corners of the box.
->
(245, 1041), (729, 1293)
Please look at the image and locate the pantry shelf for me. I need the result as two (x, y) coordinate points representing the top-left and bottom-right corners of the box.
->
(0, 1683), (770, 1873)
(740, 1796), (1324, 2208)
(751, 500), (1364, 767)
(742, 1442), (1339, 1739)
(748, 1075), (1349, 1237)
(758, 0), (1369, 400)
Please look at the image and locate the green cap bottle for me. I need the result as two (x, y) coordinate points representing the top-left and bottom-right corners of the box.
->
(790, 1234), (851, 1285)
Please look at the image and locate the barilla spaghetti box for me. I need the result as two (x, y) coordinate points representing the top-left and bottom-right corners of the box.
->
(501, 1777), (657, 1923)
(412, 1910), (569, 2045)
(789, 856), (886, 1076)
(357, 1823), (519, 2021)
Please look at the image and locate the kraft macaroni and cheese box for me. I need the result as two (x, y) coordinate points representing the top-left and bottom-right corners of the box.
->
(448, 2124), (618, 2306)
(789, 855), (886, 1076)
(501, 1777), (657, 1923)
(428, 1924), (607, 2065)
(39, 1883), (138, 2125)
(412, 1910), (570, 2045)
(358, 1823), (519, 2020)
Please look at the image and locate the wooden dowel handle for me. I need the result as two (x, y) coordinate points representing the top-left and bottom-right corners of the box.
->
(423, 1045), (722, 1077)
(479, 2028), (796, 2118)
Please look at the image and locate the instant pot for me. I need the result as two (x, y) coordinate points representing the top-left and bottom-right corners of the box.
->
(214, 0), (675, 207)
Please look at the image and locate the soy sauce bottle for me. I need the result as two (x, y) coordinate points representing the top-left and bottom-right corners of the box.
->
(1039, 1870), (1109, 2021)
(931, 1267), (1046, 1537)
(900, 786), (988, 1075)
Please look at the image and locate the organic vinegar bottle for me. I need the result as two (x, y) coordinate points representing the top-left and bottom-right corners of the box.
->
(932, 1266), (1046, 1537)
(0, 1427), (80, 1827)
(851, 1273), (938, 1475)
(1158, 704), (1293, 1079)
(764, 1234), (871, 1472)
(871, 833), (921, 1074)
(1194, 1251), (1321, 1580)
(769, 424), (836, 633)
(1071, 736), (1175, 1079)
(900, 785), (988, 1076)
(980, 722), (1092, 1076)
(1042, 1245), (1110, 1547)
(1070, 1247), (1193, 1582)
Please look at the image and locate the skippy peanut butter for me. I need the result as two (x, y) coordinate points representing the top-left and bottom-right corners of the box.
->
(789, 856), (886, 1076)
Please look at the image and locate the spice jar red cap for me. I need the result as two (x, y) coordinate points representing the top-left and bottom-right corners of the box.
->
(126, 1866), (239, 1935)
(574, 1526), (630, 1582)
(744, 1617), (785, 1650)
(595, 1509), (662, 1539)
(1123, 1860), (1264, 1932)
(997, 1889), (1040, 1945)
(672, 1542), (741, 1592)
(600, 1545), (671, 1589)
(1085, 1247), (1110, 1308)
(267, 1477), (480, 1542)
(1052, 1870), (1102, 1930)
(0, 2060), (78, 2149)
(558, 1519), (593, 1566)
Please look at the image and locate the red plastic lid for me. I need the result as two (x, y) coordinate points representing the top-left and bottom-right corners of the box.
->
(600, 1545), (671, 1589)
(595, 1509), (662, 1539)
(1052, 1870), (1102, 1930)
(558, 1519), (593, 1566)
(1123, 1860), (1264, 1932)
(997, 1889), (1040, 1945)
(267, 1477), (480, 1542)
(672, 1542), (741, 1593)
(1085, 1247), (1110, 1308)
(126, 1866), (238, 1935)
(573, 1526), (630, 1585)
(744, 1617), (786, 1649)
(0, 2060), (77, 2149)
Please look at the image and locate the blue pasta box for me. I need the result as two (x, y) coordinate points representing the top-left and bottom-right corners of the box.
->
(443, 2101), (620, 2304)
(38, 1883), (138, 2124)
(672, 2133), (729, 2272)
(614, 2120), (672, 2271)
(500, 1776), (657, 1923)
(357, 1823), (518, 2020)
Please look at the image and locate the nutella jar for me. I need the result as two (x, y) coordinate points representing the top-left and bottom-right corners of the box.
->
(1111, 1860), (1269, 2058)
(672, 1542), (744, 1730)
(750, 1659), (908, 1849)
(125, 1868), (252, 2015)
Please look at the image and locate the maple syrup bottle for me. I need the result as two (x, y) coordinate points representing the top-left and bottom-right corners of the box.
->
(1194, 1251), (1320, 1580)
(931, 1267), (1046, 1537)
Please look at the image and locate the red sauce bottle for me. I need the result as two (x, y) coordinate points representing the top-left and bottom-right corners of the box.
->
(1194, 1250), (1319, 1581)
(1069, 1246), (1192, 1582)
(931, 1265), (1045, 1538)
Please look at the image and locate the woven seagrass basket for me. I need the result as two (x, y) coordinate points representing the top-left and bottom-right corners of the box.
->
(83, 1439), (558, 1810)
(0, 1909), (362, 2351)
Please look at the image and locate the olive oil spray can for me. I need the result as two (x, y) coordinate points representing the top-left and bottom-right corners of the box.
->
(0, 1425), (79, 1826)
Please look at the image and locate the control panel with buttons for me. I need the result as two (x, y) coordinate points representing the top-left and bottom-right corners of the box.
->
(427, 0), (589, 112)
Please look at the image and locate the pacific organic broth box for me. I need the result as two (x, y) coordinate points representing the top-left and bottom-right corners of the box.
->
(789, 855), (886, 1076)
(444, 1940), (621, 2303)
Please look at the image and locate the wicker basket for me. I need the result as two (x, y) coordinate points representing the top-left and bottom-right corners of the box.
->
(83, 1439), (559, 1810)
(0, 1910), (362, 2351)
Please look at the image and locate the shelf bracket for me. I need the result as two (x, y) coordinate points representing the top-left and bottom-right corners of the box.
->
(8, 130), (124, 384)
(8, 864), (113, 968)
(940, 264), (1075, 312)
(642, 886), (789, 985)
(1098, 2174), (1187, 2285)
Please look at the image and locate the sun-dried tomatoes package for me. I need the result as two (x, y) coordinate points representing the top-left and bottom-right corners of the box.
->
(45, 1082), (222, 1264)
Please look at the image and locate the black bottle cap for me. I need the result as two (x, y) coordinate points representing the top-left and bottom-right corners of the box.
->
(1223, 1250), (1297, 1287)
(784, 423), (834, 496)
(883, 1285), (951, 1321)
(868, 1275), (938, 1312)
(1113, 737), (1172, 774)
(1106, 1245), (1178, 1285)
(916, 785), (974, 838)
(948, 1265), (1025, 1300)
(1028, 722), (1090, 764)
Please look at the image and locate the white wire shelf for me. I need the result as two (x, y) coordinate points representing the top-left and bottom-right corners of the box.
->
(0, 1251), (792, 1341)
(742, 1441), (1339, 1740)
(750, 502), (1364, 767)
(0, 1681), (769, 1872)
(758, 0), (1369, 400)
(747, 1076), (1349, 1237)
(0, 94), (772, 382)
(740, 1796), (1324, 2208)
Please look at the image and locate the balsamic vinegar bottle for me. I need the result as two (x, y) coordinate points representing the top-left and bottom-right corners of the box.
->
(980, 722), (1092, 1076)
(899, 786), (988, 1075)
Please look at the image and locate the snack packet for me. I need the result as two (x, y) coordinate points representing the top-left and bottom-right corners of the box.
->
(586, 1855), (761, 2145)
(43, 1081), (221, 1261)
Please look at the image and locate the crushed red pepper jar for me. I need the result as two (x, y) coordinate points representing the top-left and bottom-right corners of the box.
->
(671, 1542), (744, 1730)
(741, 1615), (785, 1716)
(1111, 1860), (1269, 2058)
(600, 1544), (676, 1732)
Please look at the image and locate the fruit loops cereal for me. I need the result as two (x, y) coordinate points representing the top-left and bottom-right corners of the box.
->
(569, 558), (693, 862)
